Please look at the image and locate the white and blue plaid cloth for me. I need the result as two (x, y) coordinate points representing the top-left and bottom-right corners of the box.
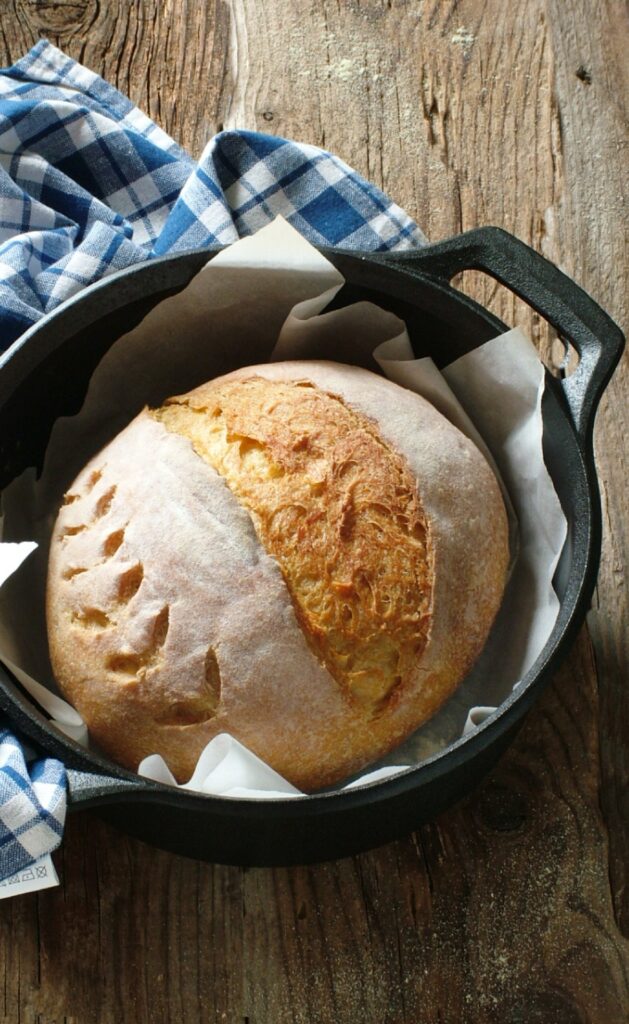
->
(0, 40), (425, 879)
(0, 730), (66, 880)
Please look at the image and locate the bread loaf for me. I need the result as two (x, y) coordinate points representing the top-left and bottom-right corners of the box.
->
(46, 361), (509, 790)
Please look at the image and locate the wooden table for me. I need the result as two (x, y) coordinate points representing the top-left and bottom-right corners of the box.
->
(1, 2), (627, 1021)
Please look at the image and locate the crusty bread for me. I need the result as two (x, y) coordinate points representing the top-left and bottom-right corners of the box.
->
(46, 361), (509, 791)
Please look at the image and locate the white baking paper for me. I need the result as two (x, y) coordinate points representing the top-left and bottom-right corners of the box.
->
(0, 217), (567, 798)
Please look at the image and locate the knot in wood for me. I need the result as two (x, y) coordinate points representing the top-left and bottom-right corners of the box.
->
(24, 0), (96, 34)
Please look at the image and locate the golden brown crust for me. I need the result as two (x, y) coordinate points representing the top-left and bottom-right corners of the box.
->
(155, 377), (433, 713)
(46, 361), (509, 791)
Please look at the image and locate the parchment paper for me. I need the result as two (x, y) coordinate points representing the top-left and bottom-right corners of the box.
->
(0, 217), (566, 797)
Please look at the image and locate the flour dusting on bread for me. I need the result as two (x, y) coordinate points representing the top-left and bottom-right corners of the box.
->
(46, 362), (509, 791)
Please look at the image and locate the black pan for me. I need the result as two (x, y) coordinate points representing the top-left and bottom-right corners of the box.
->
(0, 227), (623, 865)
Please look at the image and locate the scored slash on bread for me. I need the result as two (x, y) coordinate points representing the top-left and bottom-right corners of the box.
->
(46, 361), (509, 792)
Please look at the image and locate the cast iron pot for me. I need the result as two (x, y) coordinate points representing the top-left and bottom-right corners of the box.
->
(0, 227), (623, 866)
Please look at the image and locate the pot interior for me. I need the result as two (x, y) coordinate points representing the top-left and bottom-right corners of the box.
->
(0, 249), (589, 804)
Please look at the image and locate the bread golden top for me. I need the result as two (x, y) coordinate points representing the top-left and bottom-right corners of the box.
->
(46, 361), (509, 790)
(155, 377), (433, 713)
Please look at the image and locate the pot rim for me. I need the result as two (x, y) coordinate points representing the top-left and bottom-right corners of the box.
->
(0, 229), (621, 812)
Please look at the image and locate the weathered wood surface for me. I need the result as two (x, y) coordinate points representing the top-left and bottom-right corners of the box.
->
(0, 1), (627, 1021)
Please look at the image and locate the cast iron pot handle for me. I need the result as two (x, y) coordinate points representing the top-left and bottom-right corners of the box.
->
(384, 227), (624, 446)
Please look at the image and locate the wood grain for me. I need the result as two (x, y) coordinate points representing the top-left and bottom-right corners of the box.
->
(0, 0), (627, 1021)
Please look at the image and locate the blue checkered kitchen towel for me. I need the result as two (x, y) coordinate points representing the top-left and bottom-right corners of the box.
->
(0, 40), (425, 881)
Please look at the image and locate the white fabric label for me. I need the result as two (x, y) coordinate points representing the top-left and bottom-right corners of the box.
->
(0, 854), (59, 898)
